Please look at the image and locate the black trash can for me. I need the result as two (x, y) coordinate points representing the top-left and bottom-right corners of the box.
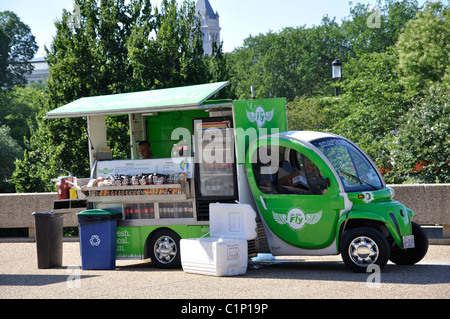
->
(32, 211), (63, 269)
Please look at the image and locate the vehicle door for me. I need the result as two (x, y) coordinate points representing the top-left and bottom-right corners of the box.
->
(246, 138), (344, 250)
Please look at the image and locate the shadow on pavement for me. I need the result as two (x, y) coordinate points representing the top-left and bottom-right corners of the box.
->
(247, 259), (450, 285)
(0, 274), (97, 286)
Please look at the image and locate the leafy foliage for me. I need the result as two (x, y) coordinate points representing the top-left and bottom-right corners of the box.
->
(229, 0), (419, 101)
(388, 85), (449, 183)
(0, 125), (22, 192)
(283, 1), (448, 184)
(341, 0), (419, 55)
(0, 11), (38, 90)
(11, 0), (231, 193)
(4, 0), (449, 192)
(396, 2), (450, 90)
(230, 17), (351, 100)
(330, 50), (412, 171)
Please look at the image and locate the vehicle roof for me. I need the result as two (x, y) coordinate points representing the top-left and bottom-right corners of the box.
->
(278, 131), (340, 143)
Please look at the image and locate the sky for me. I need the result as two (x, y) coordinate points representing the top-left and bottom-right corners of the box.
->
(1, 0), (428, 58)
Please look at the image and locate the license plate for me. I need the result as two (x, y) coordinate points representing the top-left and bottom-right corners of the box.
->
(403, 235), (415, 249)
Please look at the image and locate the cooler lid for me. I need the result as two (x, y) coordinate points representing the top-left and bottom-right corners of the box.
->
(209, 203), (257, 240)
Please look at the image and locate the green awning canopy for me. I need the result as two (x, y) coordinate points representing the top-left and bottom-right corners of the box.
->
(45, 81), (230, 119)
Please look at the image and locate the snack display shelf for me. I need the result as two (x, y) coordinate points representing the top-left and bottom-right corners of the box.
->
(86, 194), (187, 203)
(82, 184), (187, 202)
(83, 184), (183, 191)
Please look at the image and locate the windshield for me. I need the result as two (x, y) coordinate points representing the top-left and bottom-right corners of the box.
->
(311, 138), (383, 192)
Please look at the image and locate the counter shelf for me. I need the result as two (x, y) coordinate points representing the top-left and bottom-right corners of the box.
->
(82, 183), (189, 202)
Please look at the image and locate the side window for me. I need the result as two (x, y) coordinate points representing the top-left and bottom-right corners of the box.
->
(252, 146), (327, 195)
(251, 145), (279, 194)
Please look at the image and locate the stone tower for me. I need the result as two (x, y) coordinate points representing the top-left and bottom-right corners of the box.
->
(195, 0), (221, 55)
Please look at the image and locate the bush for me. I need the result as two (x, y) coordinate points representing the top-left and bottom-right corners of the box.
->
(388, 85), (449, 183)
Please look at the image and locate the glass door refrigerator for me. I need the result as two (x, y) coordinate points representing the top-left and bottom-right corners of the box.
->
(193, 117), (238, 221)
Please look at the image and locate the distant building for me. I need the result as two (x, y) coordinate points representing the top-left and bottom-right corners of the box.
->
(25, 57), (49, 84)
(195, 0), (221, 55)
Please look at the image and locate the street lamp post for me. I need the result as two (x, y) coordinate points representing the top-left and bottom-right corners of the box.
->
(332, 59), (342, 96)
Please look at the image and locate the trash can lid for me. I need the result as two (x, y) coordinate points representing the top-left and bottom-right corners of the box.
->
(33, 211), (55, 215)
(77, 209), (121, 216)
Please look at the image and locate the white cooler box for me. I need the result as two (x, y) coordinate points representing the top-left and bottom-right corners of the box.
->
(181, 203), (257, 276)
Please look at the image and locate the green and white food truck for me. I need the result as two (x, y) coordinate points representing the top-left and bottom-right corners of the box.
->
(47, 81), (428, 272)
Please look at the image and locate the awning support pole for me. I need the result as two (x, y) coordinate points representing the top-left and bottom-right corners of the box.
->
(87, 115), (107, 170)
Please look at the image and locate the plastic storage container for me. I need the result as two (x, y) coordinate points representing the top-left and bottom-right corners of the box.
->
(33, 211), (63, 269)
(180, 203), (257, 276)
(77, 209), (122, 270)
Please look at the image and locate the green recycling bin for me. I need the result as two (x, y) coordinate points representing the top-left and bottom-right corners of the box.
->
(33, 211), (63, 269)
(77, 210), (122, 270)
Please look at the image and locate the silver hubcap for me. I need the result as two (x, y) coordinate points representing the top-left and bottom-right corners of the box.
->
(154, 236), (177, 264)
(348, 236), (379, 266)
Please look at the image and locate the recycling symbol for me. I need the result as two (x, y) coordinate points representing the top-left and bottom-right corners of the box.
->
(89, 235), (101, 247)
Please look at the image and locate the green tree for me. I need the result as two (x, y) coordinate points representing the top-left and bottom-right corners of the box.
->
(231, 16), (350, 101)
(12, 111), (74, 193)
(0, 11), (38, 90)
(14, 0), (154, 192)
(154, 0), (208, 87)
(229, 0), (419, 101)
(0, 83), (44, 192)
(328, 49), (412, 178)
(388, 85), (449, 183)
(13, 0), (224, 193)
(0, 125), (22, 192)
(207, 41), (235, 99)
(229, 32), (270, 99)
(127, 0), (219, 91)
(0, 83), (43, 147)
(287, 96), (335, 131)
(396, 2), (450, 91)
(0, 29), (9, 86)
(342, 0), (419, 56)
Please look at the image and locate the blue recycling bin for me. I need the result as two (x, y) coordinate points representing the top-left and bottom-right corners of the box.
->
(77, 210), (122, 270)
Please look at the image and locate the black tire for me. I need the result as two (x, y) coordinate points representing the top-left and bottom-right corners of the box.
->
(389, 222), (429, 265)
(341, 227), (390, 273)
(148, 229), (181, 269)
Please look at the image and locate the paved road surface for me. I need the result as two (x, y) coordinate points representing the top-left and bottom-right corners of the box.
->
(0, 242), (448, 302)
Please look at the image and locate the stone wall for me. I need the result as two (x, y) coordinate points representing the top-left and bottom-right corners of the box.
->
(0, 184), (448, 238)
(390, 184), (449, 225)
(0, 193), (79, 237)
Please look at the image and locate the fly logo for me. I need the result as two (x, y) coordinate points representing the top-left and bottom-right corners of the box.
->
(246, 105), (274, 128)
(273, 208), (322, 230)
(290, 213), (304, 224)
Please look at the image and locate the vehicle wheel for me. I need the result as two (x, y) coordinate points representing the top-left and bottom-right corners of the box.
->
(389, 222), (429, 265)
(148, 229), (181, 269)
(341, 227), (390, 273)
